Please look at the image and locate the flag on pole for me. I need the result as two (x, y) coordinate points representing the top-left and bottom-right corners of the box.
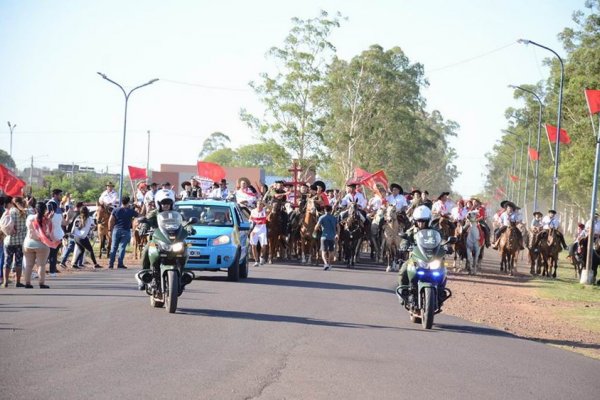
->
(353, 167), (371, 182)
(127, 165), (147, 180)
(510, 175), (519, 182)
(585, 89), (600, 115)
(528, 147), (539, 161)
(197, 161), (226, 182)
(0, 164), (26, 196)
(545, 124), (571, 144)
(358, 170), (389, 193)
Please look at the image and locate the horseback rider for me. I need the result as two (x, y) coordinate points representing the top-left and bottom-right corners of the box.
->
(99, 181), (119, 208)
(406, 189), (423, 218)
(311, 181), (329, 210)
(491, 200), (524, 250)
(367, 185), (388, 214)
(471, 198), (491, 248)
(386, 184), (407, 212)
(339, 183), (367, 222)
(144, 182), (158, 209)
(431, 192), (456, 234)
(450, 199), (467, 224)
(531, 209), (568, 250)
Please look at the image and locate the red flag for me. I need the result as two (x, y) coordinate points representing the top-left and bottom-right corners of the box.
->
(353, 167), (371, 182)
(358, 170), (389, 193)
(127, 165), (147, 180)
(495, 186), (506, 197)
(585, 89), (600, 115)
(528, 147), (539, 161)
(510, 175), (519, 182)
(0, 164), (26, 196)
(197, 161), (226, 182)
(545, 124), (571, 144)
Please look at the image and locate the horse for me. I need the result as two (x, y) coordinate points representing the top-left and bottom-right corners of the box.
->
(528, 227), (543, 275)
(299, 197), (319, 265)
(287, 208), (302, 260)
(266, 201), (288, 263)
(572, 236), (600, 280)
(382, 205), (401, 272)
(369, 207), (385, 262)
(464, 217), (484, 274)
(339, 202), (365, 268)
(452, 220), (468, 271)
(498, 222), (520, 275)
(131, 217), (149, 260)
(537, 229), (562, 278)
(95, 203), (112, 259)
(432, 216), (454, 240)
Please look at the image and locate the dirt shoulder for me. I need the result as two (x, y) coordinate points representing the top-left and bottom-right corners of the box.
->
(444, 253), (600, 359)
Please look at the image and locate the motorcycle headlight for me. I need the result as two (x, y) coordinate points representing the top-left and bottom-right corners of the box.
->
(429, 260), (442, 269)
(156, 241), (171, 252)
(171, 242), (185, 253)
(212, 235), (231, 246)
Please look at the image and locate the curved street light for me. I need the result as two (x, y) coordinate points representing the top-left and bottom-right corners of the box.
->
(508, 85), (543, 212)
(518, 39), (564, 210)
(97, 73), (158, 206)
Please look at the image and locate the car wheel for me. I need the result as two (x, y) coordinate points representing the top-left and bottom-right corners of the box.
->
(227, 250), (240, 282)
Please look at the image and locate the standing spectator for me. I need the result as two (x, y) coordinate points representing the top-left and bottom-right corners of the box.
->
(2, 197), (28, 288)
(190, 178), (202, 198)
(207, 182), (222, 199)
(135, 182), (147, 208)
(315, 205), (339, 270)
(71, 206), (101, 269)
(60, 201), (85, 268)
(107, 196), (139, 269)
(0, 196), (7, 283)
(23, 201), (60, 289)
(46, 189), (64, 276)
(236, 178), (258, 209)
(219, 179), (229, 199)
(179, 181), (192, 200)
(98, 182), (119, 207)
(249, 200), (268, 266)
(60, 192), (72, 210)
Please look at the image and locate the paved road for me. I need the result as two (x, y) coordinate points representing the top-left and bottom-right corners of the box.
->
(1, 257), (598, 400)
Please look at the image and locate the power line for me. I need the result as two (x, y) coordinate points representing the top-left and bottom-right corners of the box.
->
(427, 41), (517, 73)
(160, 78), (251, 92)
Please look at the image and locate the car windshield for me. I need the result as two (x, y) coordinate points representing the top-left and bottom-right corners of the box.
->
(415, 229), (442, 250)
(157, 211), (183, 231)
(174, 204), (233, 226)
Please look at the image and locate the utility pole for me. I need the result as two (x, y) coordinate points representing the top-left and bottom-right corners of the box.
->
(29, 156), (33, 192)
(147, 130), (150, 179)
(7, 121), (16, 158)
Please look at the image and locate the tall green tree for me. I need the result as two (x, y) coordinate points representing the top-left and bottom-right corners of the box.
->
(240, 11), (342, 176)
(199, 132), (231, 160)
(0, 149), (16, 168)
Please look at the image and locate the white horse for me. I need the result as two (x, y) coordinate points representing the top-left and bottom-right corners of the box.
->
(465, 212), (484, 274)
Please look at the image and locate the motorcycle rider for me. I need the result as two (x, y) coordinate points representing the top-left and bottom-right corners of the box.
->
(397, 205), (443, 301)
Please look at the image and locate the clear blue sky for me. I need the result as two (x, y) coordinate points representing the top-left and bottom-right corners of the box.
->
(0, 0), (581, 195)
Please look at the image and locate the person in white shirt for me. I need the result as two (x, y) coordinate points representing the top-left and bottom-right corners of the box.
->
(249, 200), (268, 266)
(385, 184), (407, 211)
(368, 186), (388, 213)
(70, 206), (101, 269)
(179, 181), (192, 200)
(491, 201), (524, 250)
(534, 209), (568, 249)
(432, 192), (450, 219)
(144, 182), (158, 209)
(235, 178), (258, 209)
(98, 182), (119, 208)
(340, 183), (367, 209)
(135, 182), (147, 208)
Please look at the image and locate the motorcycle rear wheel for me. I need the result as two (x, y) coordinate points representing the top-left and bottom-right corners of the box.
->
(165, 270), (179, 314)
(422, 287), (435, 329)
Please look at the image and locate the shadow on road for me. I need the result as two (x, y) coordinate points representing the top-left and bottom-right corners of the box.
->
(241, 276), (392, 294)
(178, 308), (418, 331)
(435, 323), (517, 338)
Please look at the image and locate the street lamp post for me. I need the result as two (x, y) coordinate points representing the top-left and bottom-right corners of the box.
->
(7, 121), (16, 158)
(97, 73), (158, 206)
(518, 39), (564, 210)
(508, 85), (543, 211)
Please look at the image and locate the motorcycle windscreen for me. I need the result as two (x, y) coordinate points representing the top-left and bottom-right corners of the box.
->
(415, 229), (442, 258)
(158, 211), (183, 237)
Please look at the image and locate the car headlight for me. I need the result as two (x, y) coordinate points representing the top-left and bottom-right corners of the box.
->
(212, 235), (231, 246)
(171, 242), (185, 253)
(429, 260), (442, 269)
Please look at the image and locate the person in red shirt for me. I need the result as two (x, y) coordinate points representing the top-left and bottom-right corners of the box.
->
(472, 198), (491, 247)
(312, 181), (329, 210)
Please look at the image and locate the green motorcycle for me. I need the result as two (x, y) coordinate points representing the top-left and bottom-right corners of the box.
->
(396, 229), (456, 329)
(136, 211), (197, 313)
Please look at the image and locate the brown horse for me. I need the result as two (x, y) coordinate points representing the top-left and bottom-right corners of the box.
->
(299, 197), (319, 265)
(537, 229), (562, 278)
(340, 202), (364, 268)
(498, 223), (520, 275)
(131, 217), (149, 260)
(95, 203), (112, 259)
(528, 227), (543, 275)
(266, 201), (287, 263)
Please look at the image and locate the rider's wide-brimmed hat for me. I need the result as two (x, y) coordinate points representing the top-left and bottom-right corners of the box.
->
(437, 191), (450, 200)
(345, 181), (358, 188)
(313, 180), (326, 191)
(533, 211), (543, 217)
(548, 209), (557, 214)
(500, 200), (518, 209)
(181, 181), (191, 189)
(411, 189), (422, 196)
(390, 183), (403, 193)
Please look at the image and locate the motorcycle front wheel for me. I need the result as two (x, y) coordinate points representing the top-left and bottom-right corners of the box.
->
(165, 270), (179, 314)
(422, 287), (435, 329)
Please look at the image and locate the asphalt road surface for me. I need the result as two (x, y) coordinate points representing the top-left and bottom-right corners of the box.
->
(1, 257), (598, 400)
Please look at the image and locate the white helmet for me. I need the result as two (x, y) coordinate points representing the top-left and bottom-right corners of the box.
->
(155, 189), (175, 208)
(413, 205), (432, 222)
